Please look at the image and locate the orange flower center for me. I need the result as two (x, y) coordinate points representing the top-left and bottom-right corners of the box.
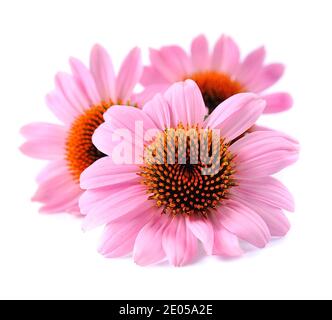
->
(65, 102), (112, 181)
(187, 71), (244, 113)
(139, 124), (236, 216)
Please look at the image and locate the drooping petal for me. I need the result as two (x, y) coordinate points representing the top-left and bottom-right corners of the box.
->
(229, 131), (299, 177)
(217, 201), (271, 248)
(213, 225), (243, 257)
(236, 46), (266, 86)
(262, 92), (293, 113)
(187, 215), (214, 255)
(204, 93), (266, 142)
(32, 160), (82, 214)
(211, 35), (240, 74)
(90, 44), (116, 102)
(99, 206), (155, 258)
(133, 212), (169, 266)
(162, 215), (197, 266)
(190, 34), (210, 71)
(81, 184), (150, 230)
(116, 47), (143, 102)
(69, 57), (101, 104)
(20, 123), (66, 160)
(164, 80), (206, 126)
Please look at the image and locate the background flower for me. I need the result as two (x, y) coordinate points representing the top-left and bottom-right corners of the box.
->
(139, 34), (292, 114)
(20, 45), (142, 214)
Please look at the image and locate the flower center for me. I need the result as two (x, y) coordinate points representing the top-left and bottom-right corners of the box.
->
(187, 71), (244, 114)
(65, 102), (112, 181)
(139, 124), (236, 216)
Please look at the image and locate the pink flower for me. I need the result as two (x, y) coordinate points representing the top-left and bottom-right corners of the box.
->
(20, 45), (143, 214)
(139, 34), (292, 114)
(80, 80), (299, 266)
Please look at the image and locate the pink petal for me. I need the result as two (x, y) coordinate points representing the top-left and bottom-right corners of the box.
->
(93, 106), (157, 157)
(32, 160), (82, 214)
(213, 225), (243, 257)
(81, 185), (150, 230)
(262, 92), (293, 113)
(233, 176), (295, 212)
(80, 156), (140, 189)
(204, 93), (266, 142)
(141, 66), (168, 86)
(69, 58), (101, 105)
(248, 63), (285, 92)
(55, 72), (90, 112)
(187, 215), (214, 255)
(20, 123), (66, 160)
(90, 44), (116, 102)
(190, 34), (209, 71)
(149, 46), (190, 82)
(236, 46), (266, 86)
(217, 201), (271, 248)
(211, 35), (240, 74)
(116, 47), (143, 102)
(99, 207), (155, 258)
(233, 196), (290, 237)
(143, 93), (171, 130)
(164, 80), (206, 126)
(229, 131), (299, 177)
(132, 84), (169, 107)
(46, 91), (80, 125)
(133, 213), (169, 266)
(162, 215), (197, 266)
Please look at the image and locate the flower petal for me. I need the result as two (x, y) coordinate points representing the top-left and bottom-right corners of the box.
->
(99, 206), (155, 258)
(211, 35), (240, 74)
(20, 123), (66, 160)
(204, 93), (266, 142)
(191, 34), (209, 71)
(143, 93), (171, 130)
(133, 212), (169, 266)
(164, 80), (206, 126)
(213, 225), (243, 257)
(80, 156), (140, 189)
(116, 47), (142, 102)
(248, 63), (285, 92)
(32, 160), (82, 214)
(229, 131), (299, 177)
(69, 57), (101, 104)
(162, 215), (197, 266)
(217, 201), (271, 248)
(232, 176), (295, 212)
(81, 184), (150, 230)
(187, 215), (214, 255)
(236, 46), (265, 86)
(262, 92), (293, 114)
(141, 66), (168, 86)
(90, 44), (116, 102)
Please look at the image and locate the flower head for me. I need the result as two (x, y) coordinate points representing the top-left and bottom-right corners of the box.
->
(80, 80), (299, 266)
(139, 35), (292, 114)
(20, 45), (142, 213)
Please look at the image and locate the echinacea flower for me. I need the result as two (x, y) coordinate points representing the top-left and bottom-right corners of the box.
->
(139, 34), (292, 114)
(80, 80), (299, 266)
(20, 45), (142, 214)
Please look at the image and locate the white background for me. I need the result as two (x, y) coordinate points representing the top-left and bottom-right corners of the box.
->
(0, 0), (331, 300)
